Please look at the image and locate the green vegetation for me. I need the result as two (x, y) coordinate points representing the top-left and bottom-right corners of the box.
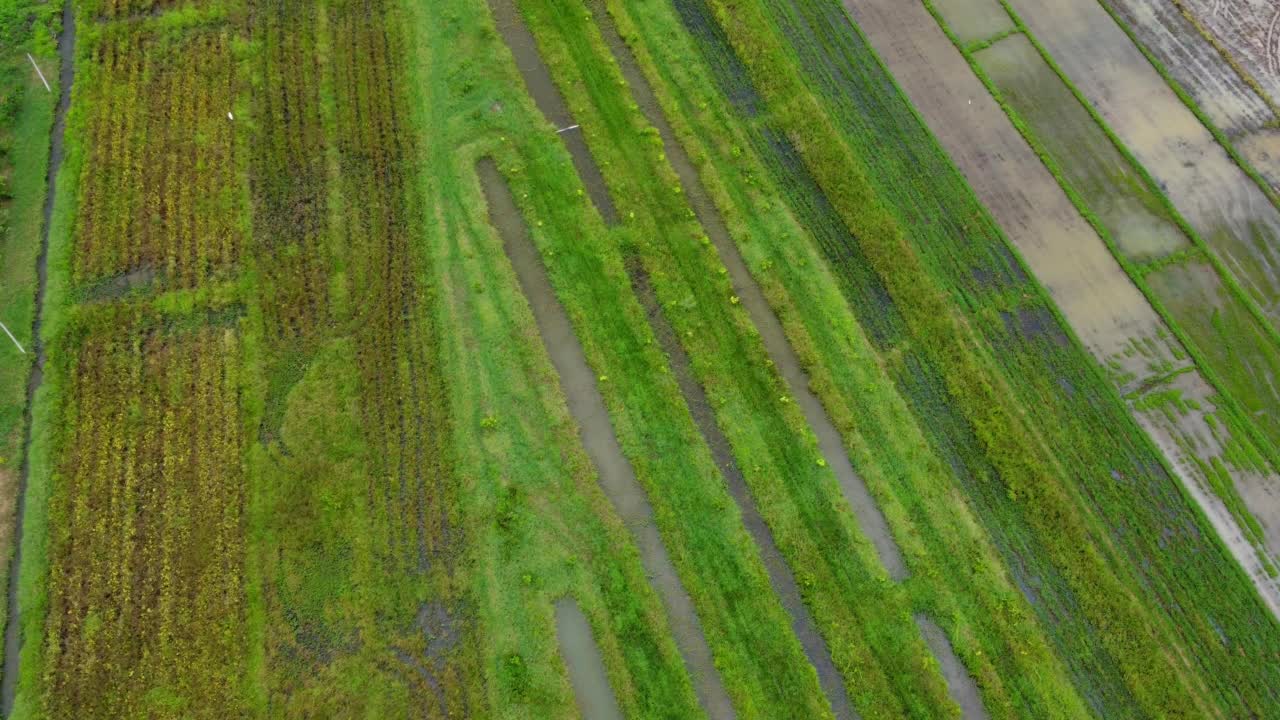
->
(0, 0), (60, 674)
(673, 0), (1280, 714)
(9, 0), (1280, 716)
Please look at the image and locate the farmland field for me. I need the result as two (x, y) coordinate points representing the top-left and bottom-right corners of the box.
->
(2, 0), (1280, 717)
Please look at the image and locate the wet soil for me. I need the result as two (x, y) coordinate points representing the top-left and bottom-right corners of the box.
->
(476, 158), (734, 719)
(1, 1), (75, 712)
(915, 615), (990, 720)
(554, 598), (625, 720)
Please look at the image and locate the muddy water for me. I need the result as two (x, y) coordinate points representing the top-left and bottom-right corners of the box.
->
(975, 34), (1190, 264)
(628, 263), (854, 720)
(927, 0), (1014, 46)
(589, 0), (906, 584)
(555, 599), (625, 720)
(1007, 0), (1280, 324)
(915, 615), (989, 720)
(476, 158), (734, 720)
(2, 1), (75, 712)
(485, 0), (618, 224)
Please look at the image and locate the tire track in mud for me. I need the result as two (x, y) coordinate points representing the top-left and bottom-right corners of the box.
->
(476, 157), (735, 720)
(1, 1), (75, 712)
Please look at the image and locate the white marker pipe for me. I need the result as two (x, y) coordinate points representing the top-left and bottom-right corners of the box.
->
(26, 54), (51, 93)
(556, 124), (580, 134)
(0, 323), (26, 355)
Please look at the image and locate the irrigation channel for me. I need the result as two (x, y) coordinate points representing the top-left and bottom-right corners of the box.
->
(590, 2), (994, 716)
(485, 0), (618, 224)
(1, 1), (75, 712)
(915, 615), (990, 720)
(627, 261), (856, 719)
(586, 0), (907, 584)
(555, 599), (625, 720)
(476, 157), (735, 719)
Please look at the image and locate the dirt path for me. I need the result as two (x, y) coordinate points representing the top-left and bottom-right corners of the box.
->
(554, 599), (625, 720)
(476, 158), (735, 720)
(1, 1), (75, 713)
(842, 0), (1280, 619)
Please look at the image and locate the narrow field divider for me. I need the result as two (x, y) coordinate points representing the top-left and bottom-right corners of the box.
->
(2, 1), (75, 711)
(554, 598), (625, 720)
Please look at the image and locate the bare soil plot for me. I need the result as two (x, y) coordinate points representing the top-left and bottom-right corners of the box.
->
(1176, 0), (1280, 110)
(926, 0), (1014, 46)
(1007, 0), (1280, 327)
(841, 0), (1164, 380)
(1099, 0), (1280, 191)
(975, 33), (1189, 264)
(846, 0), (1280, 621)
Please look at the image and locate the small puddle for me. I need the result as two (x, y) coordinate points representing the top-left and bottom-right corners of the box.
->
(555, 598), (625, 720)
(2, 0), (76, 712)
(77, 266), (160, 303)
(589, 0), (907, 581)
(915, 614), (990, 719)
(628, 260), (855, 719)
(477, 158), (734, 719)
(485, 0), (618, 224)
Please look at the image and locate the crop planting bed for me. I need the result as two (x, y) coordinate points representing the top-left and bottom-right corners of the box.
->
(5, 0), (1280, 716)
